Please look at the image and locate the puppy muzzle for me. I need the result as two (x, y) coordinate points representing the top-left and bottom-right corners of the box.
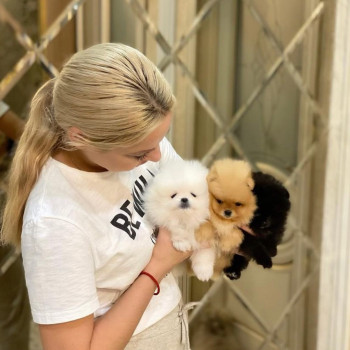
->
(224, 209), (232, 218)
(179, 197), (190, 209)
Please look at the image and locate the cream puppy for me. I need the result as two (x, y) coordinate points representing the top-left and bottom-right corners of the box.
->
(143, 159), (215, 281)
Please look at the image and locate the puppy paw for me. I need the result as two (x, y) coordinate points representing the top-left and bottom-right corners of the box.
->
(172, 240), (192, 252)
(223, 268), (241, 280)
(225, 271), (241, 280)
(192, 264), (213, 282)
(262, 259), (273, 269)
(254, 255), (273, 268)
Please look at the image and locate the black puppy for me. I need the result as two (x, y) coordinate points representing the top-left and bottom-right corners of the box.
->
(224, 172), (291, 280)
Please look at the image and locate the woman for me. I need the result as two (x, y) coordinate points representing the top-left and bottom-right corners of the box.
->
(1, 43), (192, 350)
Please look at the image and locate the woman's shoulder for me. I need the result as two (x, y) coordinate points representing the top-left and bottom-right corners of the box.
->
(23, 158), (112, 225)
(24, 158), (78, 218)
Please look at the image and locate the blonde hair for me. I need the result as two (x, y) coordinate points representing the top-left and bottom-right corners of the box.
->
(1, 43), (175, 247)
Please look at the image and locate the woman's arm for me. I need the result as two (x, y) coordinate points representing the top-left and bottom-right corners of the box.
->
(38, 228), (191, 350)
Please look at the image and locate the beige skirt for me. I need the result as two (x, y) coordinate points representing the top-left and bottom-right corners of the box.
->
(124, 303), (191, 350)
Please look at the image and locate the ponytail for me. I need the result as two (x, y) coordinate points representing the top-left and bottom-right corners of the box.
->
(1, 79), (62, 247)
(1, 43), (176, 247)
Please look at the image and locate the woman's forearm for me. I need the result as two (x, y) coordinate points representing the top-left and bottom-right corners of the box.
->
(39, 264), (167, 350)
(90, 260), (167, 350)
(39, 230), (190, 350)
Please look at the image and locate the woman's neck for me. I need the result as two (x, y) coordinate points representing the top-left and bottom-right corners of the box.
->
(52, 149), (107, 172)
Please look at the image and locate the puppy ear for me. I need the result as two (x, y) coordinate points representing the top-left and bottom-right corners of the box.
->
(207, 165), (218, 183)
(246, 176), (255, 190)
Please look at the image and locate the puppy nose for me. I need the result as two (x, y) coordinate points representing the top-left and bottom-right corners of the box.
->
(180, 197), (190, 209)
(224, 210), (232, 217)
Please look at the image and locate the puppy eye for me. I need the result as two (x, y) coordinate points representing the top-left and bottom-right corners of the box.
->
(171, 193), (177, 198)
(235, 202), (243, 207)
(191, 193), (197, 197)
(216, 198), (223, 204)
(261, 219), (271, 228)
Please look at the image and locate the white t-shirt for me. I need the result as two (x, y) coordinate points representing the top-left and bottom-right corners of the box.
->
(21, 138), (182, 334)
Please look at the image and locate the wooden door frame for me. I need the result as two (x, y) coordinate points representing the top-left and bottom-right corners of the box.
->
(316, 1), (350, 349)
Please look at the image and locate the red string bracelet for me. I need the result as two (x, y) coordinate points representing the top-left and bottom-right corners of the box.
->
(139, 271), (160, 295)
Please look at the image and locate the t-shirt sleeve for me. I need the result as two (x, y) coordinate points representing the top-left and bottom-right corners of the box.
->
(21, 218), (99, 324)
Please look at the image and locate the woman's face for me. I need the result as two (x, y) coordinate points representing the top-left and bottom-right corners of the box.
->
(78, 113), (173, 172)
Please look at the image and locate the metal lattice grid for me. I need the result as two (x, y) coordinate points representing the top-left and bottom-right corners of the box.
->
(0, 1), (327, 349)
(0, 0), (87, 99)
(123, 1), (325, 349)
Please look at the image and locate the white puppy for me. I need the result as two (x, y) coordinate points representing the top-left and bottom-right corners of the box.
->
(143, 159), (215, 281)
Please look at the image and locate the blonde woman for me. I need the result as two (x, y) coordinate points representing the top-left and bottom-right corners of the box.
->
(1, 43), (192, 350)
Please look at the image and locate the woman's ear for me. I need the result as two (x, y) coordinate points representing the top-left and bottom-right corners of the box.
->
(67, 127), (84, 143)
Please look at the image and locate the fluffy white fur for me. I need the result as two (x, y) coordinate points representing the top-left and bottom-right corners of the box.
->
(143, 159), (216, 281)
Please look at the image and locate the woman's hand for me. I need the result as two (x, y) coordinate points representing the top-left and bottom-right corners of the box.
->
(144, 227), (192, 282)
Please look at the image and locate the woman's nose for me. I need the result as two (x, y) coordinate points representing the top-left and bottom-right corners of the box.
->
(147, 145), (161, 162)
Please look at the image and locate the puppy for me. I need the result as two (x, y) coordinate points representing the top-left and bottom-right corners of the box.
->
(195, 159), (257, 278)
(143, 159), (216, 281)
(224, 172), (291, 280)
